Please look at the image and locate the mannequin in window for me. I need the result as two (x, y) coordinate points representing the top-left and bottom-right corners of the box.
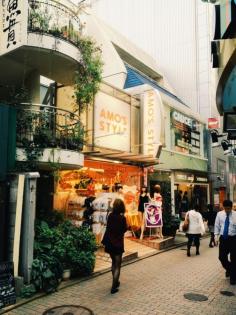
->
(153, 184), (163, 238)
(138, 186), (151, 240)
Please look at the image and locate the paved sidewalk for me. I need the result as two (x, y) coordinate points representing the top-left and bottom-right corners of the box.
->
(2, 238), (236, 315)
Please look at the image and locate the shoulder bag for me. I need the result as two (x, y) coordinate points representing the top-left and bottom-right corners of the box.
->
(182, 212), (189, 232)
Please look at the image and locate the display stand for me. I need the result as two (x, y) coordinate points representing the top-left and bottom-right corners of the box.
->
(140, 203), (163, 240)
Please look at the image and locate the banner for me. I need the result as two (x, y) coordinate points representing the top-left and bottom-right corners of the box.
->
(0, 0), (28, 56)
(144, 203), (162, 228)
(142, 89), (164, 157)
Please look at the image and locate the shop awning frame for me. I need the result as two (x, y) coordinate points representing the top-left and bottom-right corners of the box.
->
(83, 148), (160, 166)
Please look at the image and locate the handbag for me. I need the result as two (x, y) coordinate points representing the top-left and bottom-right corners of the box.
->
(101, 229), (109, 246)
(182, 213), (189, 232)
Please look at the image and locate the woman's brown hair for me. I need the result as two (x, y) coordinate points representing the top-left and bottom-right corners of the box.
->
(113, 198), (126, 215)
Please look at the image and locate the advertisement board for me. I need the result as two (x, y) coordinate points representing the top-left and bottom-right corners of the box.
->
(144, 203), (162, 228)
(171, 110), (201, 156)
(0, 261), (16, 309)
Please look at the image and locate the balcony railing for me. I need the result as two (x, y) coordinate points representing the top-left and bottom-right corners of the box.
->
(16, 103), (84, 152)
(28, 0), (82, 46)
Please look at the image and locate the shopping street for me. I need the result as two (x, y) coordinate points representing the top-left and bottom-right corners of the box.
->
(2, 237), (236, 315)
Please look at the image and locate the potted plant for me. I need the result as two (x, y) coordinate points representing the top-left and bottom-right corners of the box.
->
(162, 210), (180, 237)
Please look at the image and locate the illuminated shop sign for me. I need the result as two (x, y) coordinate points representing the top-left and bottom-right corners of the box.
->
(175, 173), (194, 182)
(94, 91), (130, 151)
(171, 110), (201, 156)
(0, 0), (27, 56)
(172, 111), (193, 128)
(174, 172), (208, 183)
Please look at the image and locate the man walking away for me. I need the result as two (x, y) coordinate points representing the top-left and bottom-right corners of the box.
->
(214, 199), (236, 285)
(205, 204), (217, 247)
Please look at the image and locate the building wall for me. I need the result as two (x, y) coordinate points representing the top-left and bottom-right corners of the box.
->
(91, 0), (213, 115)
(91, 0), (228, 204)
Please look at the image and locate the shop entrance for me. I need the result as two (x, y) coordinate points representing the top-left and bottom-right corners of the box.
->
(174, 183), (208, 218)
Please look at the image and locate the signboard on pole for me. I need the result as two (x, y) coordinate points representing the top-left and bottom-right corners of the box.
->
(208, 117), (220, 129)
(144, 203), (162, 228)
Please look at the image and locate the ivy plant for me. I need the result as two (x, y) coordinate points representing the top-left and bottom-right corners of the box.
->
(74, 37), (103, 113)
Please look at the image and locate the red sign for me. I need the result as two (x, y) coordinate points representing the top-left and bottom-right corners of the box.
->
(208, 118), (220, 129)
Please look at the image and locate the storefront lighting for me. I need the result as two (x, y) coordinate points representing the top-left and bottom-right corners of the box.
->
(221, 140), (232, 155)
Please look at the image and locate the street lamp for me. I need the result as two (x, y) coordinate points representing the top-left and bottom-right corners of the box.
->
(221, 140), (232, 155)
(210, 129), (226, 147)
(201, 0), (218, 3)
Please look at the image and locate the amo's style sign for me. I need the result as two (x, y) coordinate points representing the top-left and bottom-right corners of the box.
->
(94, 91), (131, 151)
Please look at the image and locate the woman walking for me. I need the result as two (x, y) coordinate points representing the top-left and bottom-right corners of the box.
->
(185, 204), (205, 256)
(102, 199), (127, 294)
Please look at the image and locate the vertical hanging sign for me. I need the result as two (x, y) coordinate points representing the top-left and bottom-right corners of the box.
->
(0, 0), (28, 56)
(142, 89), (164, 157)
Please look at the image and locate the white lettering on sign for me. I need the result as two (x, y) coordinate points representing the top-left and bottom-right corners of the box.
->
(142, 89), (164, 157)
(176, 174), (187, 180)
(196, 177), (208, 182)
(172, 111), (193, 127)
(94, 91), (130, 151)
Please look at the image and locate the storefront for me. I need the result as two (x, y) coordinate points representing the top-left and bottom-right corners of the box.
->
(152, 104), (208, 215)
(173, 171), (209, 216)
(53, 159), (143, 242)
(52, 82), (166, 244)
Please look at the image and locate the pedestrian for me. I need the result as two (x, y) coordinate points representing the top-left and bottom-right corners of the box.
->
(175, 190), (183, 219)
(185, 204), (205, 257)
(138, 186), (151, 240)
(205, 204), (217, 247)
(214, 199), (236, 285)
(101, 198), (127, 294)
(233, 203), (236, 211)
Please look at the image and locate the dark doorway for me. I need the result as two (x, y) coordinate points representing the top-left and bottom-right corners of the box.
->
(0, 181), (10, 261)
(36, 172), (54, 216)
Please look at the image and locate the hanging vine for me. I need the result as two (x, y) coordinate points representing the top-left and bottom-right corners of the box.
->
(74, 37), (103, 113)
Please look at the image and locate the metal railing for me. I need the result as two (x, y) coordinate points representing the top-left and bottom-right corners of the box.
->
(28, 0), (82, 46)
(16, 103), (84, 151)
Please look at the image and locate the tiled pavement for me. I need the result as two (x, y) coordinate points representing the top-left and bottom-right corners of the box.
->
(2, 237), (236, 315)
(95, 238), (157, 272)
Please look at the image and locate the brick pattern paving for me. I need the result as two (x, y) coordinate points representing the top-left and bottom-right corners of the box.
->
(3, 238), (236, 315)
